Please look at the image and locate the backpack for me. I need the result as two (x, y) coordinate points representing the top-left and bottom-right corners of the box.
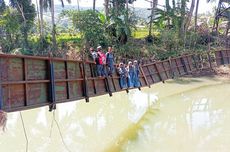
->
(98, 52), (106, 65)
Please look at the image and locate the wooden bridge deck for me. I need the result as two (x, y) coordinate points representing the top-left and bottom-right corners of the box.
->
(0, 50), (229, 112)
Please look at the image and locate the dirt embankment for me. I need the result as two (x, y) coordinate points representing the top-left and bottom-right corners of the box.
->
(189, 65), (230, 78)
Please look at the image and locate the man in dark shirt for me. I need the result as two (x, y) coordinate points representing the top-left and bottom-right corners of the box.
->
(88, 47), (98, 77)
(106, 46), (115, 76)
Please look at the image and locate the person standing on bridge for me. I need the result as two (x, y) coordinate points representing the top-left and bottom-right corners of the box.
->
(118, 62), (128, 89)
(97, 46), (107, 77)
(89, 47), (97, 61)
(88, 47), (98, 77)
(133, 60), (141, 87)
(127, 61), (135, 88)
(106, 46), (115, 76)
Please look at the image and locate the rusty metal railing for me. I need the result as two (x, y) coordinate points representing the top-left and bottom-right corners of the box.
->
(0, 49), (229, 112)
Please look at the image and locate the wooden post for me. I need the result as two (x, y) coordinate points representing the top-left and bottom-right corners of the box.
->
(48, 56), (56, 111)
(139, 65), (150, 88)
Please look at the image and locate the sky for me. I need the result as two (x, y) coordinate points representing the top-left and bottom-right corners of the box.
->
(50, 0), (217, 14)
(5, 0), (217, 14)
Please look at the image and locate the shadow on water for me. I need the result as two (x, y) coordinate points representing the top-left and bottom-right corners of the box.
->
(166, 78), (203, 85)
(103, 107), (160, 152)
(159, 82), (230, 102)
(166, 76), (230, 85)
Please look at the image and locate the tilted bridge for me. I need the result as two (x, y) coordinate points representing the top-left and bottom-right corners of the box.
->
(0, 50), (229, 113)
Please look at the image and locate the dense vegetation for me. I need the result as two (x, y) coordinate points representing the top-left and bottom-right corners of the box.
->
(0, 0), (229, 62)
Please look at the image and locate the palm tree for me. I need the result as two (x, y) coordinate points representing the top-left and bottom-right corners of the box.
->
(39, 0), (44, 39)
(185, 0), (196, 31)
(149, 0), (158, 36)
(40, 0), (71, 52)
(194, 0), (200, 32)
(93, 0), (96, 11)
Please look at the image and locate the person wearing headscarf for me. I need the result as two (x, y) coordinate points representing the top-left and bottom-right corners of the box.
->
(127, 61), (135, 88)
(133, 60), (141, 87)
(118, 62), (128, 89)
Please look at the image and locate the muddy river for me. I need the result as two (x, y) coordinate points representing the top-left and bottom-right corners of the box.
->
(1, 77), (230, 152)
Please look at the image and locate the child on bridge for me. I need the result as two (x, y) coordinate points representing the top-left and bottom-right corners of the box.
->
(118, 62), (128, 89)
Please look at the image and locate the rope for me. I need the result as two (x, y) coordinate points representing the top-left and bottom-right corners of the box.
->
(20, 112), (28, 152)
(50, 110), (72, 152)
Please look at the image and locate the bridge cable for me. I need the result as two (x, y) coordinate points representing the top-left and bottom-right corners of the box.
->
(50, 110), (72, 152)
(20, 112), (28, 152)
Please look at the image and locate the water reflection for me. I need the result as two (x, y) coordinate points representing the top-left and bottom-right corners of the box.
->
(122, 80), (230, 152)
(1, 78), (230, 152)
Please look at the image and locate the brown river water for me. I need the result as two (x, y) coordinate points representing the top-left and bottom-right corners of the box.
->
(0, 77), (230, 152)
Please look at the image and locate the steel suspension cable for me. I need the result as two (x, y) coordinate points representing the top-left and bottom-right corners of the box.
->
(50, 110), (72, 152)
(20, 112), (28, 152)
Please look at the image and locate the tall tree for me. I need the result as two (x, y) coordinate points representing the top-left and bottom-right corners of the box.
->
(104, 0), (109, 17)
(0, 0), (6, 38)
(0, 8), (21, 51)
(165, 0), (171, 26)
(93, 0), (96, 11)
(194, 0), (200, 31)
(39, 0), (44, 39)
(148, 0), (158, 36)
(50, 0), (56, 51)
(9, 0), (36, 48)
(185, 0), (196, 31)
(41, 0), (71, 51)
(125, 0), (129, 25)
(180, 0), (186, 37)
(0, 0), (6, 13)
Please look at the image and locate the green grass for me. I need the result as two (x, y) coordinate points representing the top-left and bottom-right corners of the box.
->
(57, 33), (81, 43)
(132, 28), (161, 39)
(132, 28), (149, 38)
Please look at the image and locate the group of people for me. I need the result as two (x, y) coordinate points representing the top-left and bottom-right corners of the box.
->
(89, 46), (140, 89)
(118, 60), (140, 89)
(89, 46), (115, 77)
